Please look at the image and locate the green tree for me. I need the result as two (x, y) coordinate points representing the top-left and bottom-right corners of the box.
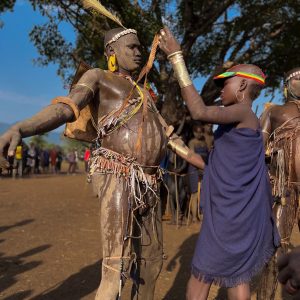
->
(2, 1), (300, 125)
(30, 133), (49, 148)
(0, 0), (16, 28)
(61, 135), (88, 154)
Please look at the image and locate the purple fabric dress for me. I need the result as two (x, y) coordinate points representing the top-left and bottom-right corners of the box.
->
(191, 124), (280, 287)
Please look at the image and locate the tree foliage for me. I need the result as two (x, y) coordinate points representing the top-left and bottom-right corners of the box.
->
(0, 0), (16, 28)
(30, 133), (49, 148)
(2, 0), (300, 124)
(61, 135), (89, 154)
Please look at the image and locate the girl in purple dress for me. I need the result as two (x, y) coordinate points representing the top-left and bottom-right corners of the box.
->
(159, 27), (280, 300)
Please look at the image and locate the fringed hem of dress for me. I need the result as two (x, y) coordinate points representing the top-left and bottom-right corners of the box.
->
(191, 246), (276, 288)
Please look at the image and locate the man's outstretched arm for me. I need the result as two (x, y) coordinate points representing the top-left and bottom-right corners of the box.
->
(0, 68), (100, 163)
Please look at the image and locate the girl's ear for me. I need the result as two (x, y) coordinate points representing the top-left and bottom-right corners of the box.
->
(239, 79), (248, 92)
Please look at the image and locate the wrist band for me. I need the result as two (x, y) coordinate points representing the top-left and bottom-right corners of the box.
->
(51, 96), (80, 120)
(168, 51), (192, 88)
(167, 51), (183, 60)
(168, 140), (189, 157)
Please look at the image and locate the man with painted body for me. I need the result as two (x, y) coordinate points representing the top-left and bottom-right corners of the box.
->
(0, 28), (167, 300)
(258, 67), (300, 299)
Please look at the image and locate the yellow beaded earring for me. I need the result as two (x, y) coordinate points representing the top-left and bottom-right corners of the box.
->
(108, 54), (118, 72)
(284, 86), (288, 98)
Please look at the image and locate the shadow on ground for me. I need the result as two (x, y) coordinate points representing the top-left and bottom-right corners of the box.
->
(0, 219), (34, 234)
(162, 233), (198, 300)
(31, 260), (101, 300)
(0, 219), (50, 299)
(0, 245), (51, 299)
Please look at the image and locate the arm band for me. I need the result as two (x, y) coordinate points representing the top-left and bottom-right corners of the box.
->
(168, 140), (189, 158)
(51, 96), (80, 120)
(167, 51), (192, 88)
(74, 83), (95, 98)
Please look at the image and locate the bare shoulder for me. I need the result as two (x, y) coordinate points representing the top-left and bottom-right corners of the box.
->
(84, 68), (104, 80)
(270, 102), (299, 123)
(188, 138), (197, 148)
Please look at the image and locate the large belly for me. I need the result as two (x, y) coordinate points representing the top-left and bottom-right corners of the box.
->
(101, 110), (167, 168)
(270, 132), (300, 186)
(292, 137), (300, 185)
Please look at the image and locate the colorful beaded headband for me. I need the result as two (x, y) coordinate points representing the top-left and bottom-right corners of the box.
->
(105, 29), (137, 48)
(214, 71), (266, 85)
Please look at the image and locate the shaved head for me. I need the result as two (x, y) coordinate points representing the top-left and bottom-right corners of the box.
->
(228, 64), (265, 77)
(227, 64), (265, 100)
(104, 27), (125, 48)
(284, 67), (300, 100)
(284, 67), (300, 82)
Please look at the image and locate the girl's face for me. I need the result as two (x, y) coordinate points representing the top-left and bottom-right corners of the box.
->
(193, 126), (204, 139)
(220, 76), (242, 106)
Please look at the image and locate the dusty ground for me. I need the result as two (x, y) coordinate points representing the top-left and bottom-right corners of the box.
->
(0, 168), (299, 300)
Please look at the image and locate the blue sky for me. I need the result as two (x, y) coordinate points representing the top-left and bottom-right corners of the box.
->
(0, 0), (74, 126)
(0, 1), (281, 129)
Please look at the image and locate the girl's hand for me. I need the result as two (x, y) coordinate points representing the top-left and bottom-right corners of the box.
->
(158, 27), (181, 57)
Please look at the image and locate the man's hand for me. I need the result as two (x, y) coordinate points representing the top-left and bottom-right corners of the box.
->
(0, 128), (21, 169)
(277, 246), (300, 297)
(158, 27), (181, 57)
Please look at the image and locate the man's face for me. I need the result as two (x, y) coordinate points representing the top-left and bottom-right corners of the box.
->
(112, 33), (142, 72)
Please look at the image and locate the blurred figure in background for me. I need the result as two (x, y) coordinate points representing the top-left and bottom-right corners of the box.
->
(40, 148), (50, 173)
(12, 144), (23, 178)
(67, 149), (76, 174)
(187, 124), (209, 223)
(56, 148), (63, 173)
(74, 148), (79, 172)
(49, 147), (57, 173)
(34, 146), (40, 174)
(84, 147), (91, 173)
(26, 142), (36, 174)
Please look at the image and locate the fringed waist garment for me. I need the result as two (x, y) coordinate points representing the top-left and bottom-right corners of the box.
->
(90, 147), (162, 211)
(267, 115), (300, 197)
(192, 125), (280, 287)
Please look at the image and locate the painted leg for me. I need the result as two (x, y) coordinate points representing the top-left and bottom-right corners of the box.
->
(298, 194), (300, 232)
(257, 190), (299, 300)
(257, 254), (278, 300)
(94, 174), (132, 300)
(131, 190), (163, 300)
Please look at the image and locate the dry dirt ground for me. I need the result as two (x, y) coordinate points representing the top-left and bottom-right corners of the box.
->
(0, 169), (299, 300)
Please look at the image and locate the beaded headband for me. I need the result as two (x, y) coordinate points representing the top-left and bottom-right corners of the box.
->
(214, 71), (266, 85)
(105, 28), (137, 48)
(285, 70), (300, 82)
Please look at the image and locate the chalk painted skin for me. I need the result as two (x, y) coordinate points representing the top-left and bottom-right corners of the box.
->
(0, 31), (167, 300)
(258, 69), (300, 300)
